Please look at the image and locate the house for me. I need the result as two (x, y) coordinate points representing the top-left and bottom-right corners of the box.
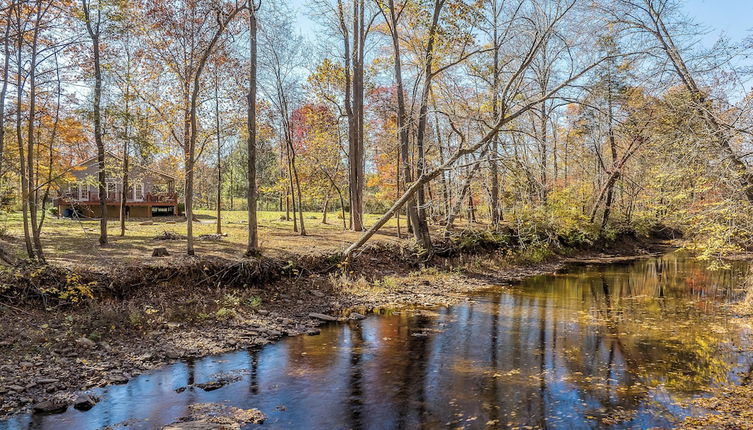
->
(57, 153), (179, 219)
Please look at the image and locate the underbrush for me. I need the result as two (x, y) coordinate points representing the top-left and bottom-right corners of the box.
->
(0, 257), (282, 308)
(445, 211), (658, 264)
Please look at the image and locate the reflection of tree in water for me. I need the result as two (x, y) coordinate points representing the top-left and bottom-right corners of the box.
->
(546, 256), (749, 419)
(558, 271), (646, 416)
(480, 294), (502, 426)
(347, 323), (365, 429)
(247, 349), (259, 395)
(394, 314), (431, 429)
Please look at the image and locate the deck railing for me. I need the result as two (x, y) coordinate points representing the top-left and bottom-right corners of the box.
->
(59, 191), (178, 204)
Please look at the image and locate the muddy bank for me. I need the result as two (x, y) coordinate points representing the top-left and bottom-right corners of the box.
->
(0, 236), (671, 419)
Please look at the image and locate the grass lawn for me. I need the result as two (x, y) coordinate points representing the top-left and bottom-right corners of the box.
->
(0, 209), (409, 268)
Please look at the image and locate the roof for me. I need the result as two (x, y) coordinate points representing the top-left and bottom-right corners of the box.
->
(74, 151), (177, 181)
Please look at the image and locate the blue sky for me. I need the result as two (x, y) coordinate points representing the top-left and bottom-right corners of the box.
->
(683, 0), (752, 45)
(288, 0), (752, 48)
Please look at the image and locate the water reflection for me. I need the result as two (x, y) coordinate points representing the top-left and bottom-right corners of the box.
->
(2, 252), (752, 429)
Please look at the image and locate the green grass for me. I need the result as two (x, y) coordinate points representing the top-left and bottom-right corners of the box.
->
(0, 209), (405, 267)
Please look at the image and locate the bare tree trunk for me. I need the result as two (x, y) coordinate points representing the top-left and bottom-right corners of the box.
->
(346, 0), (365, 231)
(489, 0), (501, 226)
(83, 0), (108, 245)
(378, 0), (431, 250)
(600, 76), (618, 231)
(290, 141), (306, 236)
(411, 0), (445, 253)
(285, 192), (290, 221)
(589, 134), (645, 224)
(538, 101), (548, 203)
(285, 138), (298, 232)
(433, 105), (449, 221)
(246, 2), (259, 255)
(395, 141), (401, 238)
(322, 190), (330, 224)
(445, 147), (489, 238)
(28, 1), (47, 260)
(120, 138), (129, 235)
(15, 5), (33, 259)
(0, 3), (12, 183)
(338, 0), (352, 230)
(229, 165), (234, 210)
(120, 52), (131, 237)
(214, 73), (223, 235)
(184, 5), (241, 255)
(468, 192), (476, 223)
(36, 53), (61, 248)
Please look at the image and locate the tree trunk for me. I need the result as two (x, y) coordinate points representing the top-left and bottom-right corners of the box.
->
(35, 53), (61, 248)
(292, 151), (306, 236)
(214, 73), (223, 235)
(184, 5), (241, 255)
(83, 0), (108, 245)
(489, 0), (501, 226)
(445, 147), (489, 238)
(379, 0), (431, 250)
(322, 188), (331, 224)
(28, 2), (45, 260)
(16, 5), (33, 259)
(285, 137), (298, 232)
(433, 108), (449, 221)
(120, 60), (131, 237)
(347, 0), (365, 232)
(411, 0), (445, 253)
(468, 192), (476, 223)
(0, 3), (12, 184)
(246, 2), (259, 255)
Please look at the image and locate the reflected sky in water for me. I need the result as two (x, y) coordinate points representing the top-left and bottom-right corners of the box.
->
(3, 252), (752, 429)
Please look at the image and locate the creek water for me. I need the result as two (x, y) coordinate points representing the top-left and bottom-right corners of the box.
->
(3, 252), (753, 429)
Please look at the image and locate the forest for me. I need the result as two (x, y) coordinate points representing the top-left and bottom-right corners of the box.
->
(1, 0), (753, 429)
(0, 0), (749, 264)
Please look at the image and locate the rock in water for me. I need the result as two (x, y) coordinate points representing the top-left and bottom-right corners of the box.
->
(163, 403), (265, 429)
(32, 400), (67, 414)
(308, 312), (338, 322)
(349, 312), (366, 320)
(152, 247), (170, 257)
(162, 422), (222, 430)
(194, 381), (226, 391)
(73, 394), (97, 411)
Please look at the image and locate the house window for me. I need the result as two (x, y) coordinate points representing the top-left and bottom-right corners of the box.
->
(88, 185), (97, 201)
(67, 183), (80, 200)
(134, 183), (144, 201)
(107, 182), (118, 200)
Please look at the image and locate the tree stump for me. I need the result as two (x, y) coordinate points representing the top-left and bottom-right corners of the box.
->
(152, 247), (170, 257)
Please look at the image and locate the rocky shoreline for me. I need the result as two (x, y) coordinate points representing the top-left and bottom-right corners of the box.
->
(0, 241), (669, 423)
